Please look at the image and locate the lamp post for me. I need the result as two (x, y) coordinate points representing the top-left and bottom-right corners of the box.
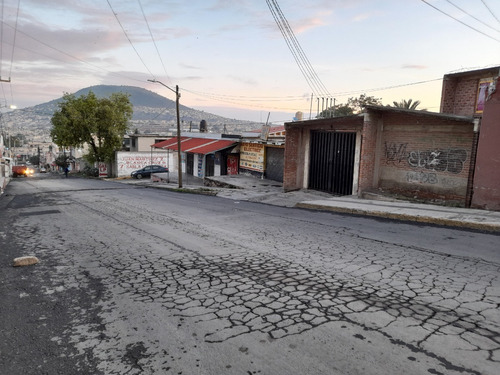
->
(148, 79), (182, 188)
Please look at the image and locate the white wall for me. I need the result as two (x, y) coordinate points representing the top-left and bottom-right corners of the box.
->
(115, 151), (171, 177)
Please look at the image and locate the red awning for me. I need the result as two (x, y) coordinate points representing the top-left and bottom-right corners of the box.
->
(152, 137), (237, 155)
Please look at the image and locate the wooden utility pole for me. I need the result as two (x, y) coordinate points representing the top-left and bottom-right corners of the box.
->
(175, 85), (182, 188)
(148, 79), (183, 188)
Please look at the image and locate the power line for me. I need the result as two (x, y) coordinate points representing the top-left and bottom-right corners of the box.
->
(138, 0), (171, 84)
(480, 0), (500, 24)
(106, 0), (155, 78)
(420, 0), (500, 42)
(265, 0), (331, 98)
(8, 0), (20, 81)
(0, 19), (146, 84)
(444, 0), (500, 33)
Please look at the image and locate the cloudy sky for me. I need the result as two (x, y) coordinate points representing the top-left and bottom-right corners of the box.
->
(0, 0), (499, 123)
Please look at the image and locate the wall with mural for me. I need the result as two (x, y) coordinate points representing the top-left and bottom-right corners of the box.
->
(115, 151), (171, 177)
(378, 115), (474, 204)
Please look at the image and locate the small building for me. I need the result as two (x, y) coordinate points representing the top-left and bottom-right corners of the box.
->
(284, 109), (475, 206)
(284, 66), (500, 210)
(152, 134), (240, 179)
(127, 134), (169, 152)
(239, 125), (286, 182)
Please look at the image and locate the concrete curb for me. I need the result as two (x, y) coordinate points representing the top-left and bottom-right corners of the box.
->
(295, 202), (500, 233)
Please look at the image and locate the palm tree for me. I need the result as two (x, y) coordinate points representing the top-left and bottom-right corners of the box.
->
(392, 99), (422, 110)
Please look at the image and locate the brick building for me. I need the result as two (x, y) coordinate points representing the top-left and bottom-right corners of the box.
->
(284, 109), (475, 206)
(440, 66), (500, 210)
(284, 66), (500, 209)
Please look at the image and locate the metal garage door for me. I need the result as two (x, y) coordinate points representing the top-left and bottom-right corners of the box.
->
(265, 147), (284, 182)
(309, 131), (356, 195)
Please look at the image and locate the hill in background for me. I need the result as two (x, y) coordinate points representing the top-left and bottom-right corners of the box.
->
(2, 85), (262, 140)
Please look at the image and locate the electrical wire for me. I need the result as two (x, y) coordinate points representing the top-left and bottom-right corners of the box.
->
(266, 0), (331, 99)
(8, 0), (20, 81)
(106, 0), (155, 78)
(445, 0), (500, 33)
(138, 0), (171, 84)
(0, 19), (147, 84)
(420, 0), (500, 42)
(480, 0), (500, 24)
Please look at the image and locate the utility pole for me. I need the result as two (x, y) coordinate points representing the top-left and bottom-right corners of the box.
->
(148, 80), (183, 188)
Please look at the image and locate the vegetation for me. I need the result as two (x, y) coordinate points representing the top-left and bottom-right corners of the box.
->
(50, 91), (133, 164)
(54, 154), (69, 169)
(392, 99), (424, 110)
(318, 94), (382, 118)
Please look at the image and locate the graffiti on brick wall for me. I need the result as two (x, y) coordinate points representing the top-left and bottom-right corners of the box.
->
(407, 149), (467, 174)
(406, 171), (437, 184)
(384, 142), (408, 164)
(384, 143), (468, 174)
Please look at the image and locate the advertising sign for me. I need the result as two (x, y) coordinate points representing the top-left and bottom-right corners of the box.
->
(240, 143), (264, 172)
(98, 162), (107, 178)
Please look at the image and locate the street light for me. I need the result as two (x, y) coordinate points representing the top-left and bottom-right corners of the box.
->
(148, 79), (182, 188)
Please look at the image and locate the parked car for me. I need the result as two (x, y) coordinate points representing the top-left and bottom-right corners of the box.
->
(12, 165), (34, 177)
(131, 165), (169, 179)
(40, 167), (47, 173)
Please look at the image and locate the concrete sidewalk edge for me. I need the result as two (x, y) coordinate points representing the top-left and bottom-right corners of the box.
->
(296, 202), (500, 232)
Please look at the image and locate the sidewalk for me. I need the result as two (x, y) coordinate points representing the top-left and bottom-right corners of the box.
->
(120, 173), (500, 233)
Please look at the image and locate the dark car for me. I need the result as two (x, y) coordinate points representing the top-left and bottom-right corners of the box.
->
(131, 165), (169, 179)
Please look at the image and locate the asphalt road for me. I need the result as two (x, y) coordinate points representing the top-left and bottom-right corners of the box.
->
(1, 175), (499, 375)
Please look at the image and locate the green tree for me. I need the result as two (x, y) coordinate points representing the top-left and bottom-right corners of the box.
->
(318, 94), (382, 118)
(54, 154), (69, 169)
(50, 91), (133, 164)
(392, 99), (423, 110)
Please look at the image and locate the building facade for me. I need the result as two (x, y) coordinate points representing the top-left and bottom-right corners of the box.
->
(439, 67), (500, 210)
(284, 66), (500, 209)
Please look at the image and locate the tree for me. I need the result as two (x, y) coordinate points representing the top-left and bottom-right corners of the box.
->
(54, 154), (69, 169)
(392, 99), (423, 110)
(317, 94), (382, 118)
(50, 91), (133, 164)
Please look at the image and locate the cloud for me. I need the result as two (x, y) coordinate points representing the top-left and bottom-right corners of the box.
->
(294, 14), (330, 34)
(179, 63), (202, 70)
(227, 75), (258, 85)
(402, 64), (428, 70)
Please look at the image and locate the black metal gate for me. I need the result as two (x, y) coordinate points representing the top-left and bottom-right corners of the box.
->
(309, 131), (356, 195)
(265, 147), (284, 182)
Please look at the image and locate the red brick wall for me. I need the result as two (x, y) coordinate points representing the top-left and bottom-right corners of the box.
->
(358, 112), (379, 191)
(284, 118), (363, 192)
(472, 77), (500, 211)
(377, 112), (474, 205)
(283, 126), (302, 191)
(440, 68), (499, 116)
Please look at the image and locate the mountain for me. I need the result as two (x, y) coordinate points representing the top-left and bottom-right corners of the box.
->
(1, 85), (262, 140)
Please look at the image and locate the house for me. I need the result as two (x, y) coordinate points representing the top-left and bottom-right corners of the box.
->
(152, 133), (240, 179)
(284, 66), (500, 209)
(439, 66), (500, 210)
(239, 125), (286, 182)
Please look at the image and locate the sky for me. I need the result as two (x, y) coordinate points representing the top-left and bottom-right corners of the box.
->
(0, 0), (499, 124)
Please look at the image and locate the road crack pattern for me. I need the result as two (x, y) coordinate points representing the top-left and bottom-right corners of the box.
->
(8, 189), (500, 375)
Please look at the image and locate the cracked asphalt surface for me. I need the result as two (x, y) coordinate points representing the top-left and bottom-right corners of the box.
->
(1, 176), (499, 374)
